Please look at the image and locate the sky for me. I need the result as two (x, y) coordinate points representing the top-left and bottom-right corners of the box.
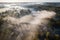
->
(0, 0), (60, 2)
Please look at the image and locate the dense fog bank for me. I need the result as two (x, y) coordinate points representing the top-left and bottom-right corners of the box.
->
(0, 3), (60, 40)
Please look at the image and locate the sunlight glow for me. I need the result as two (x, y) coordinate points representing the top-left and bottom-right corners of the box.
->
(0, 0), (60, 2)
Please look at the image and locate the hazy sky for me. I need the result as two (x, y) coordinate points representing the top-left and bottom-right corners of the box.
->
(0, 0), (60, 2)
